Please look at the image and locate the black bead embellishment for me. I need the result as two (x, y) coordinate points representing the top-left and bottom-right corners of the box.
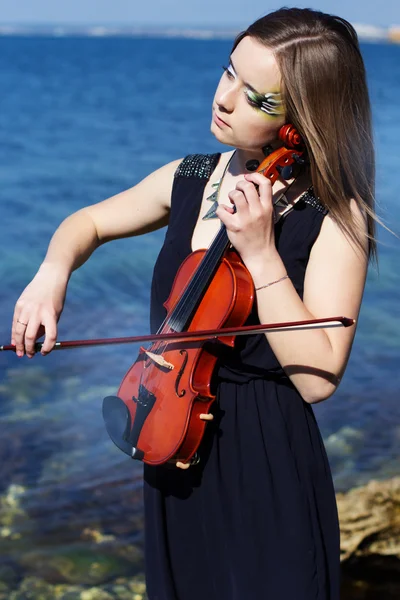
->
(299, 186), (328, 215)
(174, 153), (220, 179)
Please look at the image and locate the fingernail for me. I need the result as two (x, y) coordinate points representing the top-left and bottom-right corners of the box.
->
(17, 351), (23, 357)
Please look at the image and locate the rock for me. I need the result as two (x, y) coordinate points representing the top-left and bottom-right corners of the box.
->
(326, 426), (365, 459)
(80, 528), (116, 544)
(0, 484), (32, 542)
(8, 576), (55, 600)
(337, 475), (400, 592)
(338, 476), (400, 563)
(0, 563), (19, 587)
(20, 547), (135, 586)
(56, 586), (83, 600)
(58, 593), (82, 600)
(127, 574), (146, 595)
(80, 588), (114, 600)
(109, 584), (133, 600)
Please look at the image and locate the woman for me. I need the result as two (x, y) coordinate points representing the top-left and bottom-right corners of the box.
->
(12, 8), (375, 600)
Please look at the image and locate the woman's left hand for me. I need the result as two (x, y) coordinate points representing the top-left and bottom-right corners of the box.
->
(216, 172), (279, 272)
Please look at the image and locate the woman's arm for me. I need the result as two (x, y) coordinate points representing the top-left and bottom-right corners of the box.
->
(41, 158), (182, 274)
(253, 202), (368, 403)
(12, 158), (182, 357)
(217, 173), (368, 404)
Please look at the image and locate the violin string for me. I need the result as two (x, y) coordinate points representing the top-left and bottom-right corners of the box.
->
(156, 225), (228, 335)
(141, 226), (229, 384)
(167, 226), (229, 332)
(158, 225), (228, 335)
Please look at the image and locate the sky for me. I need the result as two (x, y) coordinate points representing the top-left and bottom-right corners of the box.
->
(1, 0), (399, 28)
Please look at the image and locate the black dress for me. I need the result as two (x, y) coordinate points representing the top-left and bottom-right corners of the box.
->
(144, 154), (340, 600)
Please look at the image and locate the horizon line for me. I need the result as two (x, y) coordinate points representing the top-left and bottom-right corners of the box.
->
(1, 20), (399, 29)
(0, 22), (399, 43)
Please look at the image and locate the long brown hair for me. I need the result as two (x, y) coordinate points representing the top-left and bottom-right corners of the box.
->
(233, 8), (377, 262)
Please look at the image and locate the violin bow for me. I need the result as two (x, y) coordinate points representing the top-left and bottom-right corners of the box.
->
(0, 316), (354, 353)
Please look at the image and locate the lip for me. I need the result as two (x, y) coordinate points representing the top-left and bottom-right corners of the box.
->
(213, 111), (230, 127)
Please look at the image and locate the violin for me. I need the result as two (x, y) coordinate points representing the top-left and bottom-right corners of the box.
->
(101, 125), (309, 466)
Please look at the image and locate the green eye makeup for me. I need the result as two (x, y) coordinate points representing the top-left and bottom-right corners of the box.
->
(245, 89), (284, 117)
(222, 60), (284, 117)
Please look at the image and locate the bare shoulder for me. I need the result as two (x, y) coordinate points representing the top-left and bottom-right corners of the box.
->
(302, 199), (369, 376)
(134, 157), (184, 208)
(311, 198), (368, 262)
(83, 157), (183, 243)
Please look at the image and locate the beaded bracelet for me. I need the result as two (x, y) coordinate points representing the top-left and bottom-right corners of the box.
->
(255, 275), (289, 291)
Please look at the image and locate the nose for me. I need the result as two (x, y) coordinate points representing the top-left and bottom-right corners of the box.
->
(215, 83), (237, 114)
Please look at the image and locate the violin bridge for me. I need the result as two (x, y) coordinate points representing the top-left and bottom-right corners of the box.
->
(144, 350), (174, 370)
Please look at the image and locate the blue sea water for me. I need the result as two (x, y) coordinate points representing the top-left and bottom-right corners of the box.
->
(0, 36), (399, 559)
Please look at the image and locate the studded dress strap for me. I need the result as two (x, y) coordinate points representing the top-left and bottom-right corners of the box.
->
(300, 186), (328, 215)
(174, 153), (221, 179)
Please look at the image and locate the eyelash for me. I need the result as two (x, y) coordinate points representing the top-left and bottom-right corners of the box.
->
(222, 65), (234, 79)
(222, 65), (262, 108)
(245, 93), (261, 108)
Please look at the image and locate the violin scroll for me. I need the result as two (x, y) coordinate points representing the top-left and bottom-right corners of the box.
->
(278, 123), (304, 150)
(257, 124), (305, 185)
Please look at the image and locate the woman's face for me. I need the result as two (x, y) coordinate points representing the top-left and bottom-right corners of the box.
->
(211, 36), (286, 151)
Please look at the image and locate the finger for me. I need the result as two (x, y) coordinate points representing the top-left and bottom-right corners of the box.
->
(11, 303), (22, 346)
(228, 188), (246, 205)
(227, 189), (249, 216)
(11, 301), (24, 343)
(24, 321), (41, 358)
(244, 173), (273, 209)
(234, 179), (263, 214)
(13, 317), (29, 357)
(215, 204), (239, 230)
(40, 315), (58, 355)
(176, 461), (191, 470)
(199, 413), (214, 421)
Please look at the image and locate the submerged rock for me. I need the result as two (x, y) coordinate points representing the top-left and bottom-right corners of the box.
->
(20, 547), (136, 585)
(8, 576), (55, 600)
(338, 476), (400, 563)
(80, 588), (114, 600)
(1, 473), (399, 598)
(338, 476), (400, 596)
(3, 575), (148, 600)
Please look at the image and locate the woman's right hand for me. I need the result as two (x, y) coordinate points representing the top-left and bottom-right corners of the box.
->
(11, 264), (69, 358)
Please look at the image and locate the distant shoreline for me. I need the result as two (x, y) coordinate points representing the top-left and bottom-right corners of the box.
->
(1, 23), (400, 43)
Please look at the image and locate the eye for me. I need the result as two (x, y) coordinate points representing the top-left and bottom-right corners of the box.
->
(222, 64), (235, 80)
(245, 89), (262, 108)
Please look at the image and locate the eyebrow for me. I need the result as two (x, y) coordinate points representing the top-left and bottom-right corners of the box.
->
(229, 57), (264, 96)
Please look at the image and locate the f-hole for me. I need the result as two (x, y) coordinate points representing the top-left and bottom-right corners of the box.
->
(175, 350), (188, 397)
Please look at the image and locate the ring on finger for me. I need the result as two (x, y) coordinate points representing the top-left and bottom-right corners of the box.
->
(17, 319), (28, 326)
